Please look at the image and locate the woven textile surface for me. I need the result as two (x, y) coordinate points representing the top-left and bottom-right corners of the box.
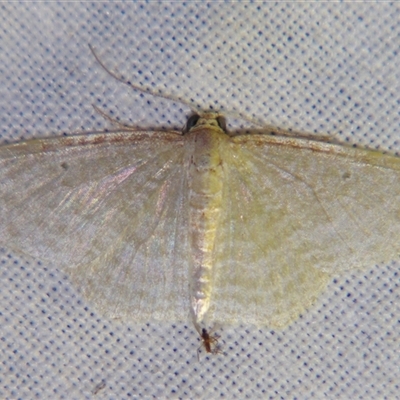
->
(0, 3), (399, 399)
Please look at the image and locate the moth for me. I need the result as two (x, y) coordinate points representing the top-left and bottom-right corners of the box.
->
(1, 47), (399, 340)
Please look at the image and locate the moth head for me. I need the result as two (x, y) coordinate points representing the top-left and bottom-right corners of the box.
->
(183, 112), (227, 134)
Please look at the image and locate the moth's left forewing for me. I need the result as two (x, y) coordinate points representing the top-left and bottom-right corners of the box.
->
(0, 130), (193, 321)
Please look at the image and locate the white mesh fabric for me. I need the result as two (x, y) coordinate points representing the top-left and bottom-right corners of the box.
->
(0, 3), (399, 399)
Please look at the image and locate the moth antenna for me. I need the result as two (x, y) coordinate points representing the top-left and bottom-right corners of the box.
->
(89, 44), (199, 114)
(89, 44), (266, 129)
(92, 104), (135, 129)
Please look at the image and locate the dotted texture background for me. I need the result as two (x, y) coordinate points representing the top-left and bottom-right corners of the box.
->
(0, 3), (399, 399)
